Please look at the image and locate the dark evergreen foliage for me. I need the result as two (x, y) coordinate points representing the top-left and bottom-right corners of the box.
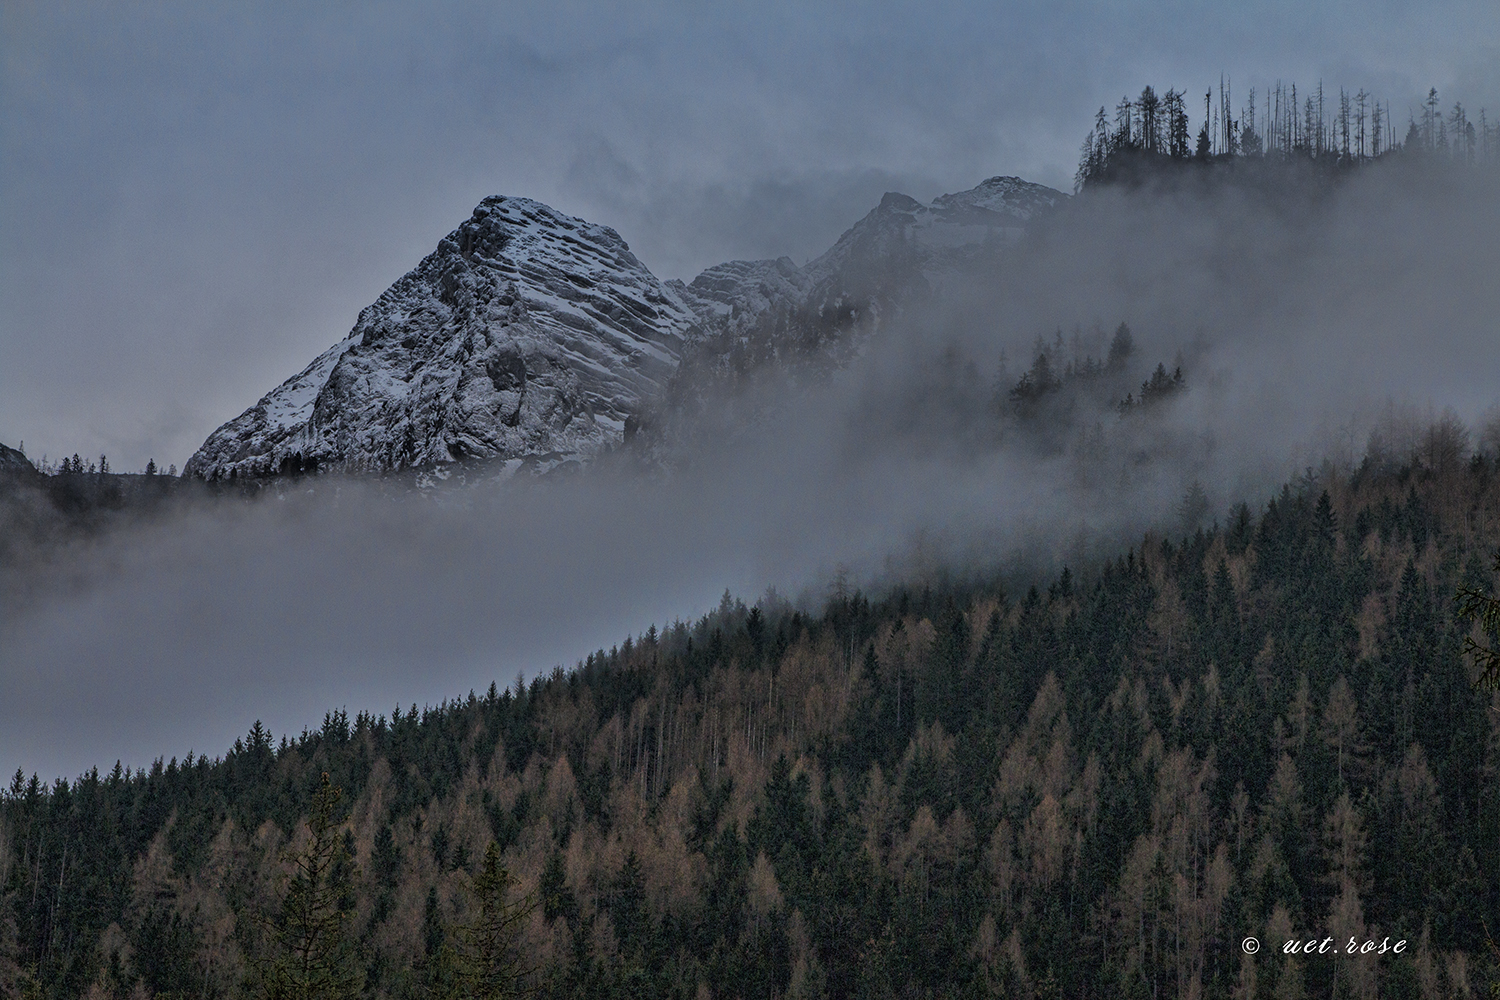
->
(1076, 79), (1498, 193)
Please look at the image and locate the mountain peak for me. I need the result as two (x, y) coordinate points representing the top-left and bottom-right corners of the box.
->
(878, 191), (926, 211)
(186, 175), (1066, 481)
(804, 175), (1067, 291)
(930, 175), (1063, 220)
(185, 195), (702, 480)
(0, 441), (39, 480)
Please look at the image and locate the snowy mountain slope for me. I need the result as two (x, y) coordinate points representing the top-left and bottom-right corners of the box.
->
(929, 174), (1064, 220)
(668, 257), (813, 336)
(665, 174), (1066, 351)
(803, 175), (1066, 296)
(186, 176), (1064, 480)
(623, 176), (1069, 461)
(186, 197), (702, 479)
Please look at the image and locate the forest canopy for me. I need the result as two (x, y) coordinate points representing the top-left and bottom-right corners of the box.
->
(1077, 81), (1500, 190)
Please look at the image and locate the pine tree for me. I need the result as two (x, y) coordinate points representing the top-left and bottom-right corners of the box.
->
(1178, 481), (1210, 533)
(611, 850), (649, 957)
(1137, 86), (1161, 153)
(1455, 551), (1500, 690)
(258, 773), (362, 1000)
(453, 842), (537, 999)
(1166, 88), (1191, 159)
(1114, 95), (1136, 152)
(1106, 322), (1134, 371)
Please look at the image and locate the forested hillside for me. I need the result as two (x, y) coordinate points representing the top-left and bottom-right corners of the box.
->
(3, 427), (1499, 999)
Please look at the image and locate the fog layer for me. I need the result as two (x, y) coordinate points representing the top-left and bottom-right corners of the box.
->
(3, 161), (1497, 780)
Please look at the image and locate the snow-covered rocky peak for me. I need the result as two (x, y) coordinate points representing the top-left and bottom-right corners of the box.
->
(186, 196), (702, 480)
(805, 175), (1066, 291)
(670, 257), (813, 335)
(186, 176), (1065, 480)
(929, 175), (1063, 221)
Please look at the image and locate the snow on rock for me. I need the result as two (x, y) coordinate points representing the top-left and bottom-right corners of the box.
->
(804, 176), (1067, 296)
(0, 442), (39, 479)
(669, 257), (814, 335)
(187, 177), (1065, 480)
(186, 197), (703, 479)
(929, 174), (1064, 221)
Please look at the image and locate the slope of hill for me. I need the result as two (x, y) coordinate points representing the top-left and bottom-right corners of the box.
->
(803, 176), (1064, 301)
(0, 444), (38, 480)
(4, 445), (1497, 998)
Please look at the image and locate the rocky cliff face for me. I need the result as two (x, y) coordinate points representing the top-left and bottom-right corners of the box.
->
(186, 177), (1064, 480)
(186, 197), (703, 479)
(669, 256), (814, 337)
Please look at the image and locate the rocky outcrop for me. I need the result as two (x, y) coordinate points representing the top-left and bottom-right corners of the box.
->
(0, 442), (40, 481)
(803, 175), (1065, 303)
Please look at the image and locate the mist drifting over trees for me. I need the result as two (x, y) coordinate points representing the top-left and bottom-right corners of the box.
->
(3, 86), (1500, 997)
(5, 446), (1500, 997)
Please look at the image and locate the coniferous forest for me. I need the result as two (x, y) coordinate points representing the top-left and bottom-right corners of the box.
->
(1075, 81), (1499, 190)
(5, 432), (1500, 998)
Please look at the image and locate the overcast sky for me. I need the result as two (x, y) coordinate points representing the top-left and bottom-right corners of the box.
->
(2, 1), (1497, 472)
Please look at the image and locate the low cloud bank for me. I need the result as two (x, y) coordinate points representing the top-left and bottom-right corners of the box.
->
(4, 160), (1498, 780)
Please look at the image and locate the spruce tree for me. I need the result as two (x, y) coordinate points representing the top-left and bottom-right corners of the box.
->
(1106, 322), (1133, 370)
(258, 772), (361, 1000)
(454, 841), (537, 999)
(1456, 551), (1500, 690)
